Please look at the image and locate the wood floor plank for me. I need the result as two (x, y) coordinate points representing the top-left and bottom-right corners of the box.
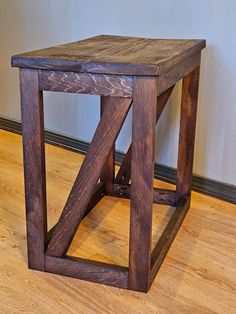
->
(0, 129), (235, 313)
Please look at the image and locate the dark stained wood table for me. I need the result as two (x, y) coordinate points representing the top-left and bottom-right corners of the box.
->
(12, 35), (206, 292)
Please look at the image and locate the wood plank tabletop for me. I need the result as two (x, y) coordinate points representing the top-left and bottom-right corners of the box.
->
(12, 35), (205, 76)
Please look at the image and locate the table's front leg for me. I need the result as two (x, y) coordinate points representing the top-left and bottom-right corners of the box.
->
(129, 76), (157, 292)
(20, 69), (47, 271)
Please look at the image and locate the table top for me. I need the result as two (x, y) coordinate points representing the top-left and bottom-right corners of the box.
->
(12, 35), (205, 76)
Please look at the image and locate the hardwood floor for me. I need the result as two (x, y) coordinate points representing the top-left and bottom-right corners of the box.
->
(0, 129), (235, 313)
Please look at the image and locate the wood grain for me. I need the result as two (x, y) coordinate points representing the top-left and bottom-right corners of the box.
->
(100, 97), (115, 195)
(1, 130), (236, 313)
(176, 67), (200, 202)
(12, 35), (206, 76)
(156, 53), (201, 96)
(45, 255), (128, 289)
(128, 76), (157, 292)
(39, 70), (133, 97)
(46, 98), (131, 257)
(19, 69), (47, 271)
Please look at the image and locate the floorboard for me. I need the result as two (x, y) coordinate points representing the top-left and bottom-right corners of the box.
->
(0, 129), (235, 313)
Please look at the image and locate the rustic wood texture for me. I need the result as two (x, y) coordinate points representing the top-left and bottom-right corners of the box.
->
(100, 97), (115, 195)
(156, 53), (201, 96)
(39, 70), (133, 97)
(112, 184), (176, 206)
(45, 256), (129, 289)
(1, 130), (236, 313)
(19, 69), (47, 271)
(114, 145), (132, 185)
(46, 98), (131, 257)
(12, 35), (206, 76)
(128, 77), (157, 292)
(115, 86), (174, 185)
(176, 67), (200, 202)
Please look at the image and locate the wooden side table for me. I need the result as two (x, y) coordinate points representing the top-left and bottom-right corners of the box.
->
(12, 35), (205, 292)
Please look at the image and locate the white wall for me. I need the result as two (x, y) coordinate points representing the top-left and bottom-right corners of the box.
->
(0, 0), (235, 185)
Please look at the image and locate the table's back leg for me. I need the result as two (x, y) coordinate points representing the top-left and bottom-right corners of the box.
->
(176, 67), (200, 202)
(129, 77), (157, 292)
(20, 69), (47, 271)
(100, 96), (115, 195)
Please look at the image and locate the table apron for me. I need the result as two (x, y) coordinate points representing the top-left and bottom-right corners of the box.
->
(38, 70), (133, 98)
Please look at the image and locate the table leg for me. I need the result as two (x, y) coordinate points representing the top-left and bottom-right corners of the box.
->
(100, 96), (116, 195)
(20, 69), (47, 271)
(128, 77), (157, 292)
(176, 67), (200, 202)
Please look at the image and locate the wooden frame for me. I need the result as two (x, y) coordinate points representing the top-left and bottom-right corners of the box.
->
(19, 52), (201, 292)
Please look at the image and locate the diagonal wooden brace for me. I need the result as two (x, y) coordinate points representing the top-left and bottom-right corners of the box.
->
(46, 97), (132, 257)
(115, 86), (175, 185)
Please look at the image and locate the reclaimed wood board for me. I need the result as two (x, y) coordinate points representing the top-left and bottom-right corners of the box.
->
(12, 35), (206, 76)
